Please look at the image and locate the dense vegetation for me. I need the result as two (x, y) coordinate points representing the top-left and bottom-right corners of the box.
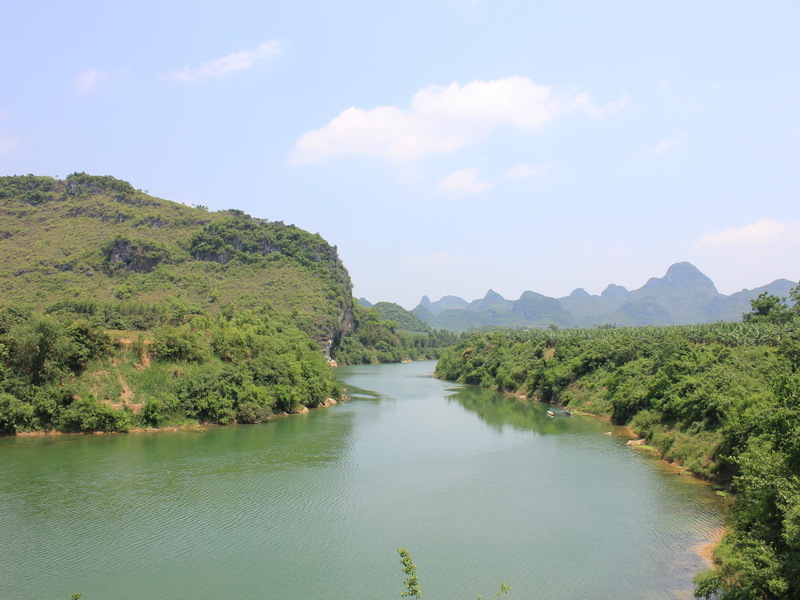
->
(0, 173), (363, 434)
(0, 173), (353, 345)
(331, 303), (461, 365)
(370, 301), (433, 332)
(436, 286), (800, 599)
(0, 306), (341, 434)
(11, 174), (800, 597)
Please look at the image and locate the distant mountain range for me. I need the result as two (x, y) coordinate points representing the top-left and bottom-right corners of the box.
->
(369, 262), (797, 332)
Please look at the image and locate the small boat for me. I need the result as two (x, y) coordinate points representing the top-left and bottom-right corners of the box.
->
(546, 407), (572, 417)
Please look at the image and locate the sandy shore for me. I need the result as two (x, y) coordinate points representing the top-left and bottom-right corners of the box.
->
(695, 527), (725, 567)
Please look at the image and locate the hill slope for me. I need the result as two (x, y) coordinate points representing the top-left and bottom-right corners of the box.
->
(0, 173), (354, 348)
(0, 173), (355, 435)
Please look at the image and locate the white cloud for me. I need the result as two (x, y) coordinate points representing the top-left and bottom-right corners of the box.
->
(695, 219), (800, 248)
(577, 91), (629, 118)
(652, 132), (687, 155)
(291, 76), (626, 165)
(503, 161), (553, 180)
(435, 168), (492, 196)
(75, 69), (106, 94)
(171, 40), (285, 82)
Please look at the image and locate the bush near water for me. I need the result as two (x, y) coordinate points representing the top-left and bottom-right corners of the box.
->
(436, 286), (800, 599)
(0, 307), (342, 433)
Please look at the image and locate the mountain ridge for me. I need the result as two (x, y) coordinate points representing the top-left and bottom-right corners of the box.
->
(403, 261), (796, 331)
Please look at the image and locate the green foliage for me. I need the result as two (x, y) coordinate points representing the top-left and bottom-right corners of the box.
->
(396, 549), (510, 600)
(0, 392), (34, 434)
(6, 314), (83, 385)
(56, 395), (132, 433)
(743, 291), (792, 324)
(0, 174), (57, 205)
(45, 299), (166, 330)
(0, 308), (341, 434)
(332, 303), (460, 365)
(65, 172), (138, 196)
(372, 301), (432, 332)
(0, 173), (354, 344)
(151, 324), (210, 363)
(478, 582), (510, 600)
(437, 287), (800, 598)
(693, 365), (800, 599)
(398, 548), (422, 599)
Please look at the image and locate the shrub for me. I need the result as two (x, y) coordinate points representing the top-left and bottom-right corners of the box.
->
(151, 325), (209, 363)
(0, 393), (34, 434)
(56, 396), (131, 433)
(235, 402), (273, 424)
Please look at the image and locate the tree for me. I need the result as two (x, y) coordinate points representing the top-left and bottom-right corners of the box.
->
(7, 315), (80, 385)
(743, 292), (789, 323)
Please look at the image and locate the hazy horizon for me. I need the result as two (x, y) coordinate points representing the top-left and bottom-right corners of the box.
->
(363, 261), (797, 311)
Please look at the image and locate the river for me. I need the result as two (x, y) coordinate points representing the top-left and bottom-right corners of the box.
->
(0, 360), (723, 599)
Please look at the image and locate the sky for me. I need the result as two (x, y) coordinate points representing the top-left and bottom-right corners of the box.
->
(1, 1), (798, 309)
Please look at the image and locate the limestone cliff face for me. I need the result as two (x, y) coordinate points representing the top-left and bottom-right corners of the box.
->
(324, 301), (355, 359)
(103, 237), (168, 273)
(324, 245), (355, 356)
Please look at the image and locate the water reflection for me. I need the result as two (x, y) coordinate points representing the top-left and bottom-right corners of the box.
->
(446, 384), (602, 435)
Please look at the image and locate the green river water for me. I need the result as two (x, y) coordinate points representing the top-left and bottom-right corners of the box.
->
(0, 360), (724, 599)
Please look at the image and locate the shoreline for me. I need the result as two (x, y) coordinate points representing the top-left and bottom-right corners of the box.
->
(695, 527), (725, 568)
(505, 388), (727, 569)
(6, 396), (348, 438)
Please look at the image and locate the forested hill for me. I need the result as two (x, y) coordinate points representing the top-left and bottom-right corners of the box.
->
(0, 173), (354, 348)
(0, 173), (463, 435)
(410, 262), (796, 331)
(0, 173), (358, 435)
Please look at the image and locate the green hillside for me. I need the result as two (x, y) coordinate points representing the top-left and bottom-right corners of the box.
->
(370, 301), (432, 332)
(0, 173), (361, 434)
(0, 173), (354, 346)
(330, 302), (460, 365)
(0, 173), (464, 435)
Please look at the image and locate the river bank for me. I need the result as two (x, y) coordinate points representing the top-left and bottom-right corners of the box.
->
(2, 360), (725, 599)
(6, 395), (348, 438)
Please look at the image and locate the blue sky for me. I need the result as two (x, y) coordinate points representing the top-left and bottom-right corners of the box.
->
(2, 1), (798, 309)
